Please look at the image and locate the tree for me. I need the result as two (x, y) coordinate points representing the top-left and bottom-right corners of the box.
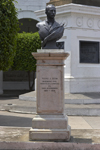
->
(12, 32), (41, 91)
(0, 0), (19, 71)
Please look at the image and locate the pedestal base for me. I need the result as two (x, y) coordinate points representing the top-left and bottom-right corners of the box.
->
(29, 114), (71, 141)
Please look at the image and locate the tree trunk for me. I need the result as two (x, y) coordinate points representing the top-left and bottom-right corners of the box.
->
(0, 71), (3, 94)
(27, 71), (35, 91)
(27, 71), (31, 91)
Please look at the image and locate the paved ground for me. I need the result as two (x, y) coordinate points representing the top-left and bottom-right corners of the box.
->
(0, 91), (100, 145)
(0, 110), (100, 144)
(1, 110), (100, 130)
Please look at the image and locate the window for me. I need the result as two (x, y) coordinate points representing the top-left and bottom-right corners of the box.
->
(80, 41), (99, 63)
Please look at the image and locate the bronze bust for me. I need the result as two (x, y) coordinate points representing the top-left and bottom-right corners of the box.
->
(36, 4), (64, 49)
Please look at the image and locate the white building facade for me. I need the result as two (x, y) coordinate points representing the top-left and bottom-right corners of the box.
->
(15, 0), (50, 33)
(16, 0), (49, 19)
(35, 3), (100, 93)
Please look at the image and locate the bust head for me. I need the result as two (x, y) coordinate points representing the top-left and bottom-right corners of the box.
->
(36, 4), (64, 49)
(45, 4), (56, 19)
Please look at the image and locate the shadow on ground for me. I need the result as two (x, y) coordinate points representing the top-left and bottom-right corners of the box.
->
(80, 92), (100, 99)
(70, 136), (93, 143)
(0, 115), (32, 127)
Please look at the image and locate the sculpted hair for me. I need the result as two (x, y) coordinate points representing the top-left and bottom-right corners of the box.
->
(45, 4), (56, 14)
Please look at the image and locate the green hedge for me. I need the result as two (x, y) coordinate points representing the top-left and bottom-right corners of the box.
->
(12, 32), (41, 71)
(12, 32), (41, 90)
(0, 0), (19, 71)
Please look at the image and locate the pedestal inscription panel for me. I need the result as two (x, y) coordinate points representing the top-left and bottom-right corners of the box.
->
(37, 67), (63, 114)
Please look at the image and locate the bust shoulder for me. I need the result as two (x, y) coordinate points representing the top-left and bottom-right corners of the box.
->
(36, 21), (46, 29)
(54, 21), (64, 28)
(55, 21), (60, 26)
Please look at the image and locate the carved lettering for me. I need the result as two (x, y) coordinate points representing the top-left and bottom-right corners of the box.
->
(40, 77), (59, 92)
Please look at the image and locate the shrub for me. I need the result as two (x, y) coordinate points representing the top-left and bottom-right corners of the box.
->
(12, 32), (41, 90)
(0, 0), (19, 71)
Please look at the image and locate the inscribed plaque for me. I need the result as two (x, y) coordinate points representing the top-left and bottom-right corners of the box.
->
(80, 41), (99, 63)
(37, 67), (63, 114)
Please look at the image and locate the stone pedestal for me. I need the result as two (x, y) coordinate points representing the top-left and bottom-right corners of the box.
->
(29, 49), (71, 141)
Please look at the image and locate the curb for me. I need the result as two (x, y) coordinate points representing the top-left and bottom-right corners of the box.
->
(0, 142), (100, 150)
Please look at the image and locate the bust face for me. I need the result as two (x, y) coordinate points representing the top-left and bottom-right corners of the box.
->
(46, 5), (56, 19)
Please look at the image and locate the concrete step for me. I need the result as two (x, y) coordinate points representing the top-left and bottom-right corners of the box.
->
(19, 91), (36, 101)
(3, 103), (100, 116)
(65, 104), (100, 116)
(19, 91), (100, 105)
(65, 99), (100, 104)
